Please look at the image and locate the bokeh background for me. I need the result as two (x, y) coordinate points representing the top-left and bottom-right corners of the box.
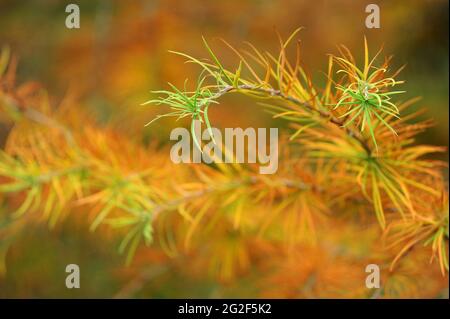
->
(0, 0), (448, 297)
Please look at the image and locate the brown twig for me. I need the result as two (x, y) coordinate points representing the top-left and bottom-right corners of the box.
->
(211, 84), (372, 155)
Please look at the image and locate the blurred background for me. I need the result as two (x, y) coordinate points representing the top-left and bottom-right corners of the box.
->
(0, 0), (448, 297)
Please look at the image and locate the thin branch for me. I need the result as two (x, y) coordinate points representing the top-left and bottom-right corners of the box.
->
(209, 84), (372, 155)
(151, 175), (312, 220)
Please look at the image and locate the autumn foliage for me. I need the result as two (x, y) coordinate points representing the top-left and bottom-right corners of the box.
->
(0, 26), (448, 298)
